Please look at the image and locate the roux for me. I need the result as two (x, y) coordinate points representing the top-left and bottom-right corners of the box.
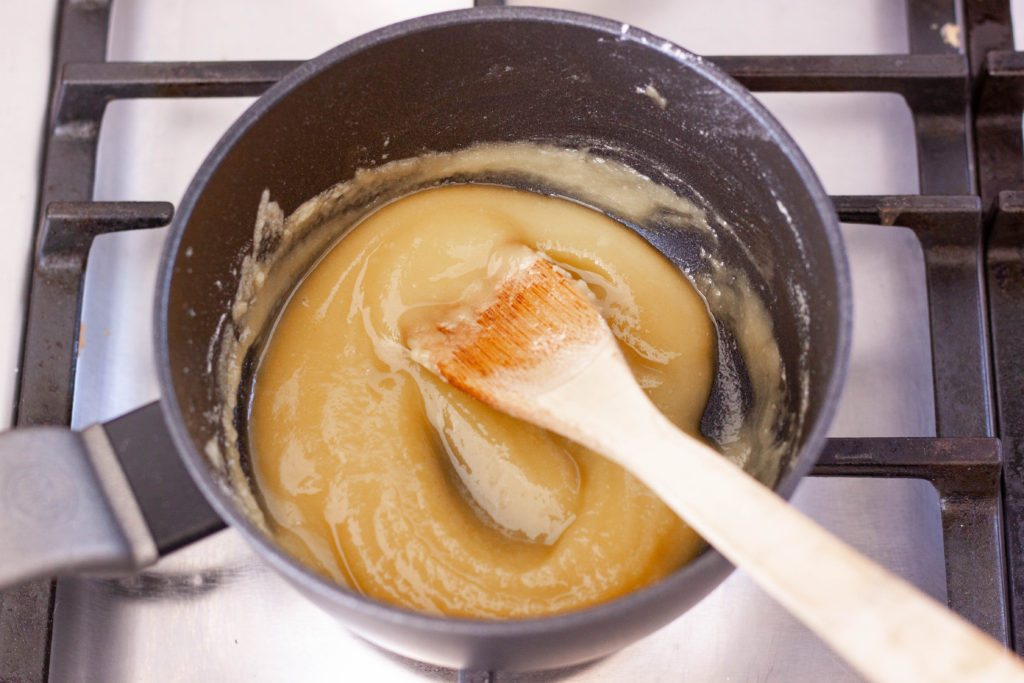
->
(247, 184), (717, 618)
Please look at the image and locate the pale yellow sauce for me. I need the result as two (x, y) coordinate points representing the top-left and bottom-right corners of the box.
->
(248, 184), (716, 618)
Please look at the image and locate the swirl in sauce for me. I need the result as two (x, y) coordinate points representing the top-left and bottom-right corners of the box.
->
(248, 184), (715, 618)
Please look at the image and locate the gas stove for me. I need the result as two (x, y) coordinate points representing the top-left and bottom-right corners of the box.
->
(2, 1), (1023, 680)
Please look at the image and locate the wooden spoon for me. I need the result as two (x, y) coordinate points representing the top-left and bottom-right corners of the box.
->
(406, 246), (1024, 683)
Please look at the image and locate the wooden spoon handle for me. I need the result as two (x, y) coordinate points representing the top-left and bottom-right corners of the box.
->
(642, 422), (1019, 682)
(535, 348), (1024, 683)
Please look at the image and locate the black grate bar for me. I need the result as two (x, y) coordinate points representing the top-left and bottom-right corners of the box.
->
(991, 189), (1024, 248)
(816, 437), (1000, 490)
(984, 49), (1024, 80)
(988, 191), (1024, 648)
(964, 0), (1015, 79)
(17, 201), (174, 427)
(833, 194), (978, 230)
(50, 54), (968, 107)
(833, 195), (995, 438)
(56, 61), (299, 124)
(716, 53), (967, 94)
(817, 437), (1009, 642)
(965, 0), (1023, 650)
(976, 51), (1024, 208)
(40, 200), (174, 265)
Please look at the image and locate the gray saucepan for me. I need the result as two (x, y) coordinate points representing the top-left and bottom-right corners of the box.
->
(0, 7), (850, 673)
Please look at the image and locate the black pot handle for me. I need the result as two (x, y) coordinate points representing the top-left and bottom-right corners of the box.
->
(0, 402), (224, 588)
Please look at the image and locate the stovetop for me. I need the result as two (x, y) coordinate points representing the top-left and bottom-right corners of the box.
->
(4, 1), (1024, 681)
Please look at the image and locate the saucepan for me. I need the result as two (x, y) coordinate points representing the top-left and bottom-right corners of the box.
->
(0, 7), (849, 672)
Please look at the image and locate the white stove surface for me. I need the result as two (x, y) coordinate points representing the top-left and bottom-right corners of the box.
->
(2, 0), (1018, 680)
(0, 1), (58, 428)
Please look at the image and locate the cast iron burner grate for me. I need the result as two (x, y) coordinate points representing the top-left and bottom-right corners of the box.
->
(4, 0), (1024, 680)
